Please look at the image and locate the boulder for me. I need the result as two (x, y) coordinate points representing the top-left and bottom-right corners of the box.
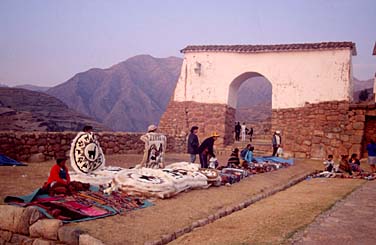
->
(29, 219), (62, 240)
(28, 153), (46, 163)
(0, 230), (12, 242)
(58, 226), (82, 245)
(0, 205), (24, 233)
(79, 234), (104, 245)
(10, 233), (34, 244)
(32, 238), (55, 245)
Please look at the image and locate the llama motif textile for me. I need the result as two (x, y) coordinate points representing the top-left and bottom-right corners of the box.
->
(70, 132), (105, 174)
(140, 132), (167, 168)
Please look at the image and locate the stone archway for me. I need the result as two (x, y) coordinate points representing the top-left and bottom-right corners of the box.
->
(160, 42), (357, 158)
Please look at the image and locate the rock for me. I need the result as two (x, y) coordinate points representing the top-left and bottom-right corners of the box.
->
(79, 234), (104, 245)
(58, 226), (82, 245)
(0, 205), (24, 233)
(29, 219), (62, 240)
(32, 238), (55, 245)
(0, 230), (12, 242)
(10, 233), (34, 244)
(28, 153), (45, 163)
(352, 122), (364, 130)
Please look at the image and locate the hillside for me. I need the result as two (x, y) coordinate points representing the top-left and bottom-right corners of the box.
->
(14, 84), (50, 92)
(47, 55), (182, 132)
(43, 56), (373, 132)
(0, 88), (108, 131)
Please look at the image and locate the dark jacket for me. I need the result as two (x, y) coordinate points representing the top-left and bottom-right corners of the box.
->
(272, 134), (282, 147)
(227, 152), (240, 167)
(187, 133), (199, 154)
(198, 137), (216, 157)
(235, 124), (241, 133)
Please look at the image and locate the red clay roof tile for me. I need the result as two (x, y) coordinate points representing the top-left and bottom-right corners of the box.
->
(181, 42), (357, 55)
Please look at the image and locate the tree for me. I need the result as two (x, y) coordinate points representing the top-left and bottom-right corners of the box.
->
(358, 89), (369, 101)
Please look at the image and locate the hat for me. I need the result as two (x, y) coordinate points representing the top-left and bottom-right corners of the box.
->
(275, 130), (281, 134)
(148, 124), (157, 132)
(212, 132), (220, 137)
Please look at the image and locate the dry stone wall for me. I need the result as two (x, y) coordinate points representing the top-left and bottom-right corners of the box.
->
(272, 101), (375, 159)
(159, 101), (236, 145)
(0, 132), (185, 162)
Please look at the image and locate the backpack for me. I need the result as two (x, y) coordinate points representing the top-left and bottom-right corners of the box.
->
(240, 148), (248, 160)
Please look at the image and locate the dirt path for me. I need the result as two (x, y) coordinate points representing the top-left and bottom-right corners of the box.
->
(71, 159), (320, 244)
(171, 178), (365, 245)
(291, 180), (376, 245)
(1, 154), (333, 244)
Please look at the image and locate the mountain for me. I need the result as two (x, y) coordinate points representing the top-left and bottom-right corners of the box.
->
(47, 55), (374, 131)
(0, 87), (108, 131)
(14, 84), (50, 92)
(47, 55), (183, 132)
(353, 77), (374, 92)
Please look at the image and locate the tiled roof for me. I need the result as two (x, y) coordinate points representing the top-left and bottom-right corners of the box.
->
(181, 42), (357, 55)
(373, 42), (376, 55)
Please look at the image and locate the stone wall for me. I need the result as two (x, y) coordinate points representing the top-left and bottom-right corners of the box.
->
(0, 131), (186, 162)
(159, 101), (236, 145)
(272, 101), (375, 159)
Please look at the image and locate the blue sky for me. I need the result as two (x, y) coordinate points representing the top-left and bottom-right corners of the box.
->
(0, 0), (375, 86)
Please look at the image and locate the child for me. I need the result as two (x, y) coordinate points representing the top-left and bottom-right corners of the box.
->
(323, 154), (335, 172)
(339, 155), (352, 175)
(349, 153), (362, 172)
(227, 148), (240, 168)
(42, 158), (71, 195)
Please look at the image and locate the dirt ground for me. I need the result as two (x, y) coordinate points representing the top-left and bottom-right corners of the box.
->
(0, 154), (370, 244)
(171, 178), (365, 245)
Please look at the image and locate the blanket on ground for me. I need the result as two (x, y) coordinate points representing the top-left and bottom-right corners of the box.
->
(4, 186), (153, 223)
(0, 154), (27, 166)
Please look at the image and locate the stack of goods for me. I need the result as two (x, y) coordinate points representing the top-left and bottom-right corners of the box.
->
(198, 168), (221, 186)
(220, 168), (248, 185)
(246, 162), (290, 174)
(114, 163), (210, 199)
(313, 171), (375, 180)
(70, 166), (123, 187)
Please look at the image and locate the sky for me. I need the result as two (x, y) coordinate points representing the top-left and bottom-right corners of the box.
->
(0, 0), (375, 87)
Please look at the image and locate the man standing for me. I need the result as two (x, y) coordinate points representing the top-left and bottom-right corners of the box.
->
(249, 127), (254, 142)
(198, 132), (219, 168)
(187, 126), (199, 163)
(272, 130), (282, 156)
(235, 122), (241, 141)
(241, 122), (247, 142)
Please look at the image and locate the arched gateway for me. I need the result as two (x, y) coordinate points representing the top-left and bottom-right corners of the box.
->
(160, 42), (360, 159)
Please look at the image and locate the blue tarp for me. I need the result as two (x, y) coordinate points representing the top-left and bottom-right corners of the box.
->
(0, 154), (27, 166)
(254, 156), (294, 165)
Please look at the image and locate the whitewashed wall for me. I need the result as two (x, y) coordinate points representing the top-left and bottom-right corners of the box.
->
(173, 49), (353, 109)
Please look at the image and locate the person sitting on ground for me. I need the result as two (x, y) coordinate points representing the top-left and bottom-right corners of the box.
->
(227, 148), (240, 168)
(42, 158), (71, 195)
(348, 153), (362, 173)
(339, 155), (352, 175)
(240, 144), (251, 161)
(323, 154), (335, 172)
(366, 139), (376, 173)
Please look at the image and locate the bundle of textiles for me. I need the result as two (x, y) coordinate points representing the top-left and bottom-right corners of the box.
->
(246, 162), (290, 174)
(70, 166), (124, 187)
(220, 168), (249, 185)
(313, 171), (375, 180)
(5, 187), (152, 222)
(112, 164), (209, 199)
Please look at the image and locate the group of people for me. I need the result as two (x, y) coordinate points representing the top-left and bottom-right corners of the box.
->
(234, 122), (253, 142)
(323, 140), (376, 175)
(188, 126), (219, 168)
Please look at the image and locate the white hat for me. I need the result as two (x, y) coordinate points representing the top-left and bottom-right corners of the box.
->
(148, 124), (157, 132)
(275, 130), (281, 134)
